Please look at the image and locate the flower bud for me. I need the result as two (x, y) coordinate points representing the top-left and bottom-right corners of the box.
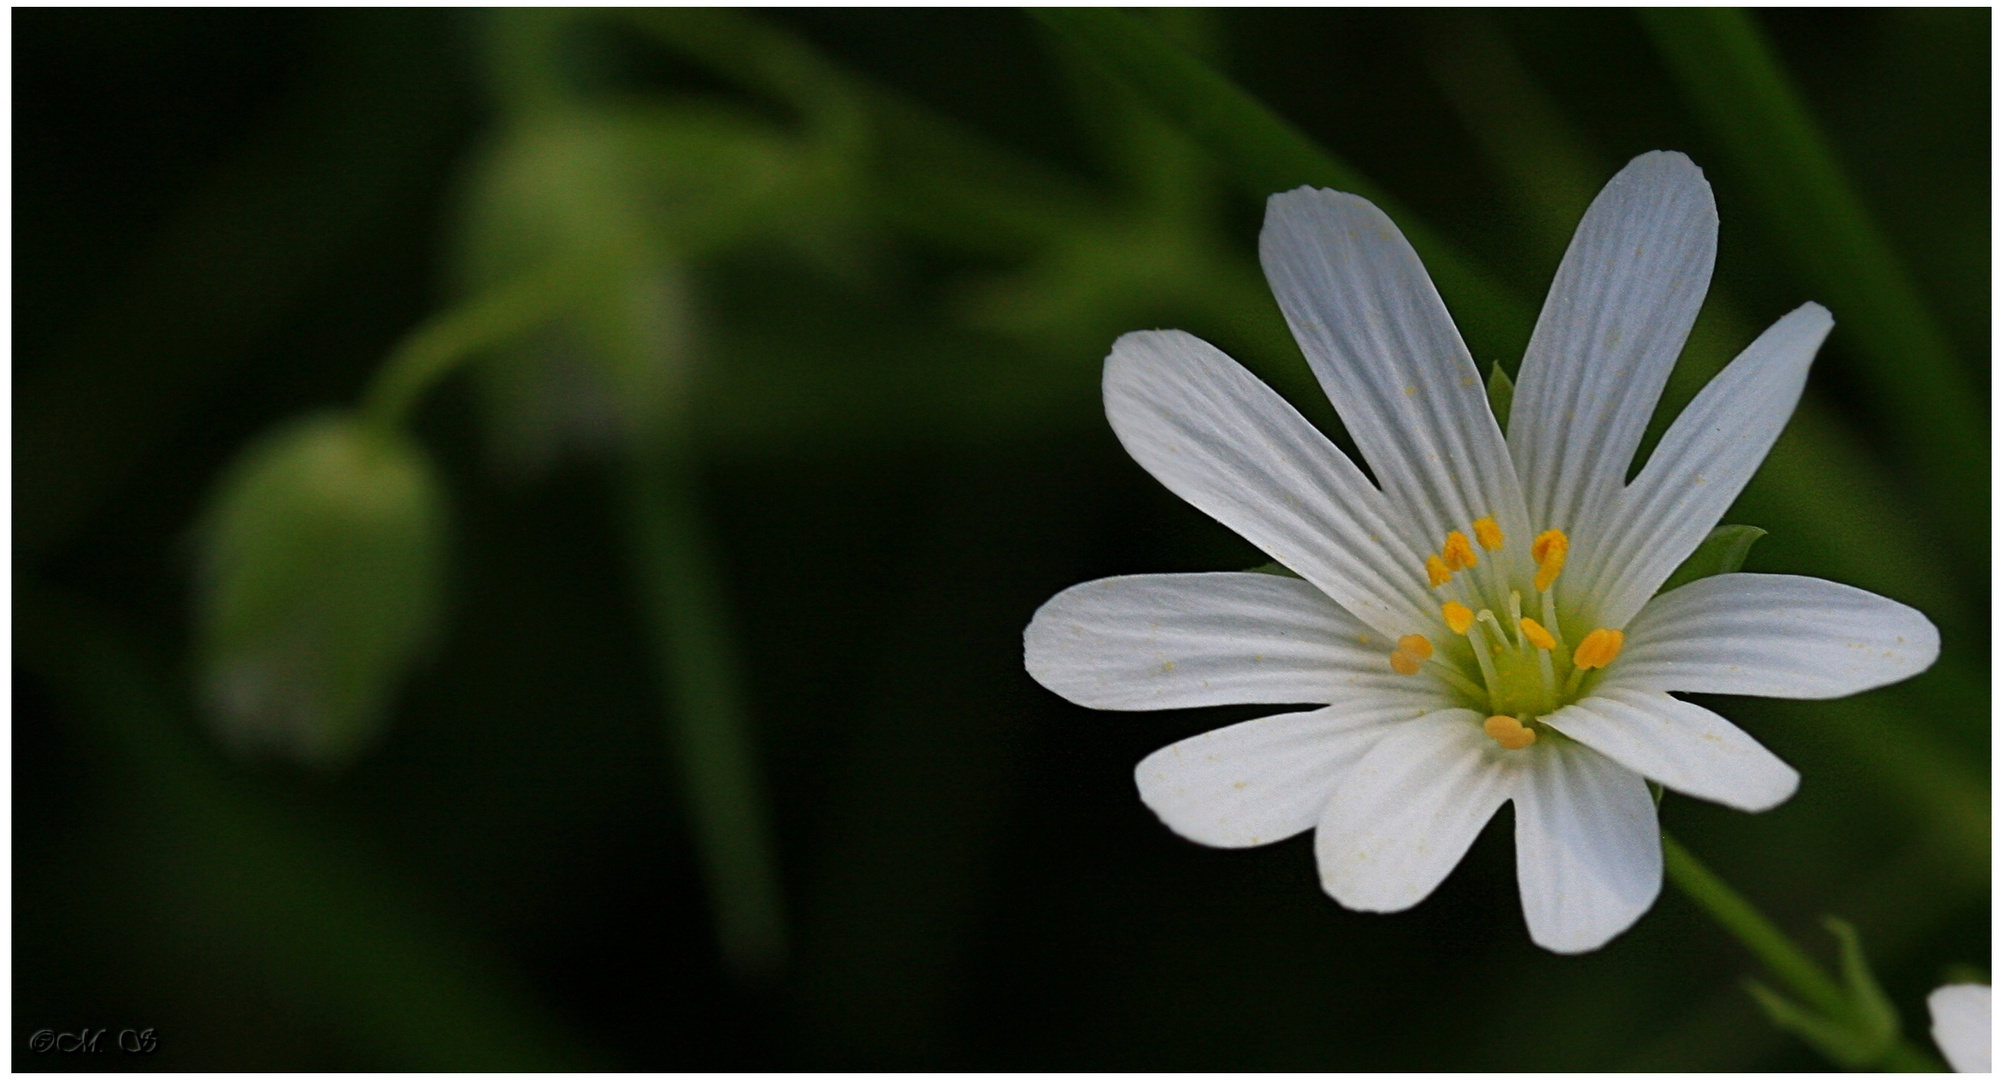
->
(453, 105), (839, 474)
(192, 413), (447, 767)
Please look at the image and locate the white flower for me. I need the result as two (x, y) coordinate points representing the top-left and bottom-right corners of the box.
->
(1023, 151), (1939, 953)
(1931, 984), (1991, 1072)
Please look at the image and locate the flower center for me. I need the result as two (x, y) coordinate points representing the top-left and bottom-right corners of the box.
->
(1383, 518), (1625, 750)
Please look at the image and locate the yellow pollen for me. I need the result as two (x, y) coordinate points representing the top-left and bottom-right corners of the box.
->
(1483, 715), (1537, 750)
(1425, 554), (1452, 588)
(1442, 531), (1478, 571)
(1532, 528), (1569, 592)
(1441, 602), (1474, 635)
(1519, 617), (1556, 651)
(1472, 517), (1504, 551)
(1396, 634), (1433, 661)
(1573, 628), (1625, 670)
(1389, 649), (1422, 676)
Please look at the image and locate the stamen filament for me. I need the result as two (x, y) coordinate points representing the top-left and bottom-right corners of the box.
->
(1475, 610), (1513, 651)
(1427, 656), (1487, 700)
(1540, 589), (1566, 655)
(1536, 649), (1559, 714)
(1465, 620), (1503, 692)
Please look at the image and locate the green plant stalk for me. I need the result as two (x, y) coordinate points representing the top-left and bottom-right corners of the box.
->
(1639, 10), (1982, 512)
(1662, 833), (1942, 1071)
(360, 261), (611, 433)
(1030, 7), (1533, 358)
(622, 444), (787, 982)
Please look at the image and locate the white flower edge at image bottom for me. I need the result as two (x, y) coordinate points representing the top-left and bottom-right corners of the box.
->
(1024, 150), (1939, 954)
(1931, 984), (1991, 1073)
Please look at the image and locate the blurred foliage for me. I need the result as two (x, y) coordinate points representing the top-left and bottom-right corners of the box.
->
(14, 8), (1987, 1070)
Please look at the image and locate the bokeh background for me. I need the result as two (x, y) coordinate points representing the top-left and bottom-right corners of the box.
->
(14, 8), (1989, 1071)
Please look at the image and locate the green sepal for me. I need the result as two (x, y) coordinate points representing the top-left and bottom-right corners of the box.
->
(1748, 980), (1880, 1068)
(1825, 918), (1900, 1053)
(1486, 362), (1515, 431)
(193, 413), (449, 768)
(1246, 562), (1303, 579)
(1658, 524), (1767, 595)
(1744, 919), (1900, 1069)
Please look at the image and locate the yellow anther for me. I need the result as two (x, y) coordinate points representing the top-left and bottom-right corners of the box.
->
(1472, 516), (1504, 551)
(1425, 554), (1452, 588)
(1483, 715), (1537, 750)
(1441, 602), (1475, 635)
(1442, 531), (1479, 571)
(1389, 649), (1422, 676)
(1532, 528), (1569, 592)
(1519, 617), (1557, 651)
(1572, 628), (1625, 670)
(1396, 634), (1433, 661)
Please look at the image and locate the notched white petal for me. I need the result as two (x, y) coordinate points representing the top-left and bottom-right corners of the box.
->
(1513, 741), (1661, 954)
(1577, 302), (1833, 628)
(1511, 150), (1716, 544)
(1259, 188), (1532, 562)
(1136, 702), (1418, 849)
(1613, 573), (1940, 699)
(1315, 709), (1514, 913)
(1024, 572), (1447, 710)
(1543, 687), (1798, 813)
(1102, 330), (1436, 636)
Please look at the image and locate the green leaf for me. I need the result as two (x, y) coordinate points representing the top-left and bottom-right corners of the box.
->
(1486, 362), (1514, 431)
(1657, 524), (1766, 595)
(193, 413), (448, 768)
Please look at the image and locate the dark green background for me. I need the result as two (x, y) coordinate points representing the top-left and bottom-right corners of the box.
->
(15, 8), (1988, 1070)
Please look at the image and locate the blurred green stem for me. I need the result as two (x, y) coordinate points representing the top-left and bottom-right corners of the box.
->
(360, 261), (609, 433)
(1662, 832), (1942, 1071)
(622, 442), (787, 982)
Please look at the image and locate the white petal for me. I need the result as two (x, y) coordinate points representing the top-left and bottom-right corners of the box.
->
(1315, 709), (1513, 912)
(1513, 740), (1662, 954)
(1259, 188), (1533, 570)
(1511, 151), (1716, 542)
(1571, 303), (1832, 628)
(1542, 687), (1798, 812)
(1930, 983), (1992, 1073)
(1611, 573), (1940, 699)
(1102, 330), (1437, 637)
(1136, 702), (1421, 848)
(1024, 572), (1451, 711)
